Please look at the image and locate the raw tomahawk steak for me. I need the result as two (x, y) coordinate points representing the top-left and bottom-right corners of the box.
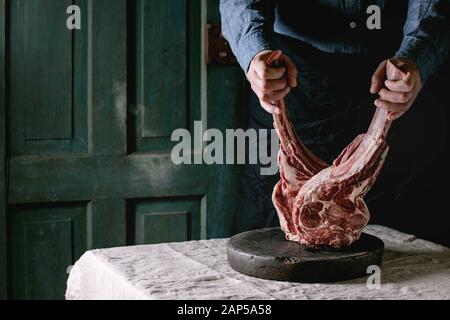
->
(270, 51), (405, 248)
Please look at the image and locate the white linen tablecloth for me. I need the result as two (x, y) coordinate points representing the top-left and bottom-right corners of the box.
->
(66, 225), (450, 300)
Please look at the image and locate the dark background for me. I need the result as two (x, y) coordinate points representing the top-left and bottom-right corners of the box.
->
(368, 55), (450, 246)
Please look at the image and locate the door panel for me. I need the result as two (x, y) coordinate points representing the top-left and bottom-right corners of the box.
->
(14, 0), (73, 141)
(134, 0), (198, 152)
(9, 0), (88, 155)
(133, 197), (202, 244)
(137, 0), (187, 140)
(10, 203), (87, 300)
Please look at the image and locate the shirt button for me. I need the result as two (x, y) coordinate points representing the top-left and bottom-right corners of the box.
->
(350, 21), (357, 29)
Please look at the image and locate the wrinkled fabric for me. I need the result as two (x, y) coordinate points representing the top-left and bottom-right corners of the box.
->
(220, 0), (450, 83)
(66, 225), (450, 300)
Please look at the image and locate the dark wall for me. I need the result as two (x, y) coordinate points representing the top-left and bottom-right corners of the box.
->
(368, 55), (450, 246)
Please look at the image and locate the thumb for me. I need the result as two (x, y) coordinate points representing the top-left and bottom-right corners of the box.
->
(281, 54), (298, 87)
(370, 60), (387, 94)
(386, 59), (407, 81)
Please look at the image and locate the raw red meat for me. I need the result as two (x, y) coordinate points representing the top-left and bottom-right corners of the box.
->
(270, 51), (404, 248)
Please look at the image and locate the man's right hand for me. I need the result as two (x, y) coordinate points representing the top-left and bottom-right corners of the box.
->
(247, 50), (298, 114)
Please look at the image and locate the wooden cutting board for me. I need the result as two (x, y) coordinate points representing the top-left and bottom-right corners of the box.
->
(227, 228), (384, 283)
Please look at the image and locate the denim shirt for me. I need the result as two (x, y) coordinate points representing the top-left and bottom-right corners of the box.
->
(220, 0), (450, 83)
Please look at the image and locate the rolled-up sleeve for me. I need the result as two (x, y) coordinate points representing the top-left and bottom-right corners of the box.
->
(220, 0), (276, 72)
(396, 0), (450, 83)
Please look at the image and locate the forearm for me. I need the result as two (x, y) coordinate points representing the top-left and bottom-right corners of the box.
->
(396, 0), (450, 83)
(219, 0), (276, 72)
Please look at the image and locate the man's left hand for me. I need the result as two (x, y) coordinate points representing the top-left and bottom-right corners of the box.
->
(370, 57), (423, 121)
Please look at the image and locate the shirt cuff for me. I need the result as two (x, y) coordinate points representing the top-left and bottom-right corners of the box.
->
(236, 31), (274, 73)
(395, 36), (436, 84)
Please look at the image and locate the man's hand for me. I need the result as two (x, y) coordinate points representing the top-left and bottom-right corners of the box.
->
(247, 50), (298, 114)
(370, 57), (423, 121)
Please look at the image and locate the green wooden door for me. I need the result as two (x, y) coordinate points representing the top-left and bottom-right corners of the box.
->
(0, 0), (244, 299)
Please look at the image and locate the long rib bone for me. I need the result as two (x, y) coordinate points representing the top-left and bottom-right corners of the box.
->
(268, 51), (328, 236)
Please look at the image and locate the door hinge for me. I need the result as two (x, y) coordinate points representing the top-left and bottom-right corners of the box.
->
(206, 23), (237, 65)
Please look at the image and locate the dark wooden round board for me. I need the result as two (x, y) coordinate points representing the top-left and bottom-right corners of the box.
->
(227, 228), (384, 283)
